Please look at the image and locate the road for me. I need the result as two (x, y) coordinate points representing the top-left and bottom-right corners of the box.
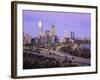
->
(24, 47), (90, 65)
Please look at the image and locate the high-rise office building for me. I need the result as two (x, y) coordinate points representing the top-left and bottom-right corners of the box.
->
(50, 24), (56, 36)
(38, 20), (43, 35)
(70, 32), (75, 39)
(23, 33), (32, 45)
(64, 30), (67, 38)
(45, 30), (50, 36)
(45, 30), (51, 44)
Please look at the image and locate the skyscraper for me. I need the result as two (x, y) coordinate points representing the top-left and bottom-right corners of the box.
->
(64, 30), (67, 38)
(50, 24), (56, 36)
(70, 32), (75, 39)
(23, 33), (32, 45)
(38, 20), (43, 35)
(45, 30), (51, 44)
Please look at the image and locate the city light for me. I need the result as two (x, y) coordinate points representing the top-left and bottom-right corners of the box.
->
(23, 11), (91, 69)
(38, 20), (43, 35)
(38, 20), (42, 28)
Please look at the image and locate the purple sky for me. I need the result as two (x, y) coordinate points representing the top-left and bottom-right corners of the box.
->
(23, 10), (91, 38)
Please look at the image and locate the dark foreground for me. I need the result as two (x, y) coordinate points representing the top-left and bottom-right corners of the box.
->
(23, 52), (79, 69)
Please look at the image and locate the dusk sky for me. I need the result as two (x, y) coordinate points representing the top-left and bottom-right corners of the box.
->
(23, 10), (91, 38)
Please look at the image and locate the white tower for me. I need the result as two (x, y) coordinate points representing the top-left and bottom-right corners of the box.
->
(38, 20), (43, 35)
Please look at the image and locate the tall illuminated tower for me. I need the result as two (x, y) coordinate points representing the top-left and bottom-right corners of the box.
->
(38, 20), (43, 35)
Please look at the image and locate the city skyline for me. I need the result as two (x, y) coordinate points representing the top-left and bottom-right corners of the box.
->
(23, 10), (91, 39)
